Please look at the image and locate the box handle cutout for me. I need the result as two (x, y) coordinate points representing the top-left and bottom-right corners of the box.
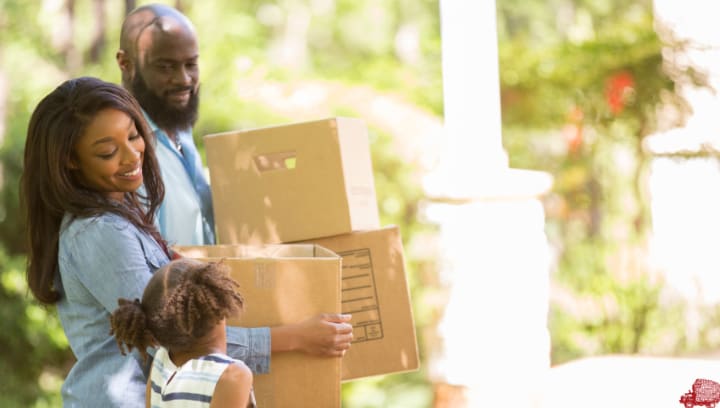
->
(253, 151), (297, 172)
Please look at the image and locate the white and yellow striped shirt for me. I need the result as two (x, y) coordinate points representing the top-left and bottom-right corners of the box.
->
(149, 347), (255, 407)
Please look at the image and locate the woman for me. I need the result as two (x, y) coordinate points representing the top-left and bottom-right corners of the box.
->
(21, 77), (265, 407)
(110, 258), (255, 407)
(22, 77), (352, 407)
(22, 76), (171, 406)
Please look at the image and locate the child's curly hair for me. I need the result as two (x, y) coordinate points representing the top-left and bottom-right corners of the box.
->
(109, 258), (244, 361)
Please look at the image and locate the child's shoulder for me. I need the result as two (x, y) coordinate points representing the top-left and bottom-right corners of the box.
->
(222, 360), (252, 382)
(211, 360), (254, 407)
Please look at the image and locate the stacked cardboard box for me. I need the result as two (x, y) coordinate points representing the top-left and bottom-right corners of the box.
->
(173, 244), (342, 408)
(200, 117), (419, 401)
(204, 117), (379, 245)
(297, 225), (419, 381)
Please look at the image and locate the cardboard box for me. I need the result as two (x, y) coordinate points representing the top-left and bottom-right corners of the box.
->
(174, 244), (342, 408)
(297, 226), (420, 381)
(204, 117), (380, 244)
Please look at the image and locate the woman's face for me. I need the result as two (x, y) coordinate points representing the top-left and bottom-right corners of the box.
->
(71, 108), (145, 201)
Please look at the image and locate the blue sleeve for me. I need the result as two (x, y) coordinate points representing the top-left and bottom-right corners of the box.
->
(226, 326), (271, 374)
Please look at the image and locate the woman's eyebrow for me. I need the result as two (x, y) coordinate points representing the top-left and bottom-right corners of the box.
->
(92, 137), (115, 146)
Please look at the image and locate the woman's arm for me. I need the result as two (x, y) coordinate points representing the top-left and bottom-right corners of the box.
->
(226, 326), (271, 374)
(270, 313), (353, 356)
(225, 312), (353, 375)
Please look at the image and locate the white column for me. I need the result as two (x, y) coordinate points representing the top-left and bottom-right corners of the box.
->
(425, 0), (553, 406)
(424, 0), (506, 198)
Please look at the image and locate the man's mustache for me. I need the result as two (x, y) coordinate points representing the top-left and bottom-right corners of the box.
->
(166, 86), (194, 94)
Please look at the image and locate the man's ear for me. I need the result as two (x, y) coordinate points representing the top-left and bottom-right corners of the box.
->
(116, 49), (134, 75)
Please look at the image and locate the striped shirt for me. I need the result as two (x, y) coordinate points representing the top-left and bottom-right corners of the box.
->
(149, 347), (255, 407)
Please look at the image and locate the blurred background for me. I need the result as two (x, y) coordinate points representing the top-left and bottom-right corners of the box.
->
(2, 0), (720, 407)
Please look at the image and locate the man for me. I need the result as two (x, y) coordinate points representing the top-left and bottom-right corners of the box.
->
(117, 4), (211, 246)
(116, 3), (352, 374)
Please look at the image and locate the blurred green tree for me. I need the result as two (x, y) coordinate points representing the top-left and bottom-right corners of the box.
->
(497, 0), (711, 363)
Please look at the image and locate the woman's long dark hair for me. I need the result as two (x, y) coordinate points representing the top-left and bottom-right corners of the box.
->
(21, 76), (166, 304)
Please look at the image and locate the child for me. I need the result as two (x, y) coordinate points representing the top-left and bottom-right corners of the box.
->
(110, 258), (256, 408)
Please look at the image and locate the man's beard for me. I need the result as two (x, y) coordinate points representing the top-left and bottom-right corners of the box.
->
(131, 72), (199, 133)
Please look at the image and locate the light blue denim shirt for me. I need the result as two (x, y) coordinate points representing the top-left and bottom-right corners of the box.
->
(144, 112), (215, 246)
(56, 212), (269, 407)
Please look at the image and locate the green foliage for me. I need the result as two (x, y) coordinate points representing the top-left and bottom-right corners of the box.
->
(548, 238), (663, 364)
(498, 0), (713, 366)
(342, 370), (433, 408)
(0, 248), (70, 408)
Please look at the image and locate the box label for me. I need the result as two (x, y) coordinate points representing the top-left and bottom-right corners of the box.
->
(339, 248), (384, 343)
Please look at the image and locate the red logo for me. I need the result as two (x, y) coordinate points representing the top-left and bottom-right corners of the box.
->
(680, 378), (720, 407)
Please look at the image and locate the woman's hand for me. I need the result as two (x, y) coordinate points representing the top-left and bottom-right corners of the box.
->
(271, 313), (353, 357)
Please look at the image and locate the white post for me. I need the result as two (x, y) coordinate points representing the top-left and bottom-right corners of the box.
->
(425, 0), (553, 406)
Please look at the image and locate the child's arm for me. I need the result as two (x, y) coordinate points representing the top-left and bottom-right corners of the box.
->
(210, 362), (254, 408)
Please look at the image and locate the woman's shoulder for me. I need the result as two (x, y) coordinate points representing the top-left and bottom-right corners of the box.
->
(59, 212), (147, 256)
(61, 212), (136, 238)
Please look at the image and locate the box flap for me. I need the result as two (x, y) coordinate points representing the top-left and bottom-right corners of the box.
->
(174, 244), (339, 259)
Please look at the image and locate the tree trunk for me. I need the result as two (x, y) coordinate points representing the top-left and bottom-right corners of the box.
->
(0, 68), (6, 147)
(61, 0), (81, 74)
(88, 0), (106, 63)
(124, 0), (136, 15)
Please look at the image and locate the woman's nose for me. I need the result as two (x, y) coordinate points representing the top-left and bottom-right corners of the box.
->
(120, 143), (141, 163)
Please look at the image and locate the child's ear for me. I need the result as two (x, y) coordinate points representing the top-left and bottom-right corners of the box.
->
(67, 159), (79, 170)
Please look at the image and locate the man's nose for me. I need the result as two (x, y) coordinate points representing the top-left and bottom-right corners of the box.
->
(172, 65), (192, 86)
